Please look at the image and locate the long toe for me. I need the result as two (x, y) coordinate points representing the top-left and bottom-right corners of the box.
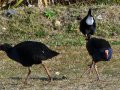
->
(81, 67), (91, 78)
(23, 80), (28, 85)
(96, 77), (100, 81)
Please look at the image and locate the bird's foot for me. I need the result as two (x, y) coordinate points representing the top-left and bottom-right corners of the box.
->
(98, 79), (106, 82)
(95, 77), (106, 82)
(96, 77), (100, 81)
(23, 81), (28, 85)
(48, 77), (53, 82)
(43, 78), (52, 85)
(88, 64), (92, 68)
(81, 67), (92, 78)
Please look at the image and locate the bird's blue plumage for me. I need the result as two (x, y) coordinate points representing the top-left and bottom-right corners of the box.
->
(86, 38), (112, 62)
(92, 48), (112, 61)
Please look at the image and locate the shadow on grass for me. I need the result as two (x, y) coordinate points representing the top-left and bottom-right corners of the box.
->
(9, 76), (67, 81)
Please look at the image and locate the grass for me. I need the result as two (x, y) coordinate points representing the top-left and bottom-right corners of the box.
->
(96, 0), (120, 4)
(0, 4), (120, 89)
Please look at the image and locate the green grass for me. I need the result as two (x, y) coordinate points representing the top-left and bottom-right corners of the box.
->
(43, 9), (57, 19)
(111, 41), (120, 45)
(0, 4), (120, 89)
(96, 0), (120, 4)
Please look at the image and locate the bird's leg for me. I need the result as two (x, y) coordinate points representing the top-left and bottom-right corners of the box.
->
(87, 62), (95, 78)
(94, 63), (100, 81)
(84, 34), (88, 40)
(88, 62), (94, 75)
(42, 64), (52, 82)
(24, 67), (31, 84)
(81, 61), (94, 77)
(81, 67), (91, 77)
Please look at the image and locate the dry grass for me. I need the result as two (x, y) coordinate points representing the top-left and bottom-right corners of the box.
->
(0, 4), (120, 90)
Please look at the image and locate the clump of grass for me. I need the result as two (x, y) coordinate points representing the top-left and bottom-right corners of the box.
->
(35, 30), (48, 38)
(47, 33), (85, 46)
(64, 37), (84, 46)
(109, 25), (120, 36)
(43, 9), (57, 19)
(111, 41), (120, 45)
(66, 23), (77, 33)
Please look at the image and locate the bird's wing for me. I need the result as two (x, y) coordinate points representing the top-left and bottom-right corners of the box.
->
(80, 20), (86, 34)
(14, 42), (58, 61)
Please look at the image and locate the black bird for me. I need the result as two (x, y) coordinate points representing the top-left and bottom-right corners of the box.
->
(80, 8), (96, 40)
(83, 38), (112, 80)
(0, 41), (59, 83)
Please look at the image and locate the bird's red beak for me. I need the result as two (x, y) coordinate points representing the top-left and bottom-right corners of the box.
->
(105, 50), (109, 59)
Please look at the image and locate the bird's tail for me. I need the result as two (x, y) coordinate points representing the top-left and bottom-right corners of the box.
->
(51, 50), (59, 57)
(43, 50), (59, 60)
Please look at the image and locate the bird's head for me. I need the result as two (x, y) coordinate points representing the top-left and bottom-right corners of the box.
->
(0, 43), (13, 52)
(104, 48), (112, 60)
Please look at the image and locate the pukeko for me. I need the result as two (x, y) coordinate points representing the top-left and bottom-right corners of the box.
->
(83, 38), (112, 80)
(80, 8), (96, 40)
(0, 41), (59, 83)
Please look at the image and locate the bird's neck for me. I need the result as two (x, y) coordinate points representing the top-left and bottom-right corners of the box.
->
(4, 47), (13, 54)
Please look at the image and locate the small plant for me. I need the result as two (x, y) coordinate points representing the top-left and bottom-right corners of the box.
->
(43, 9), (56, 19)
(66, 23), (77, 33)
(35, 30), (47, 38)
(79, 37), (85, 46)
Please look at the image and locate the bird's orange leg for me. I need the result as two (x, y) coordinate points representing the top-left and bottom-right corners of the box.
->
(81, 61), (94, 77)
(88, 62), (94, 76)
(94, 63), (100, 81)
(24, 67), (31, 84)
(42, 64), (52, 82)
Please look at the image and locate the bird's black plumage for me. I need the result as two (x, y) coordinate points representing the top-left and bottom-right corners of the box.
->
(86, 38), (112, 62)
(80, 8), (96, 40)
(0, 41), (59, 66)
(82, 38), (112, 80)
(0, 41), (59, 83)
